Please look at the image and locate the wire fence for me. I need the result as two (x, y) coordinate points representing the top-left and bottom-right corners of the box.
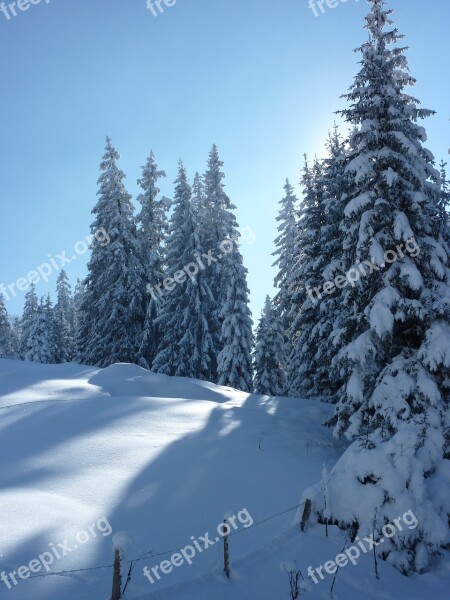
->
(2, 501), (303, 584)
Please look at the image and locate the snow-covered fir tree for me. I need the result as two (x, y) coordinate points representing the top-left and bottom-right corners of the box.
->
(272, 179), (298, 371)
(197, 145), (254, 390)
(216, 234), (254, 391)
(253, 296), (285, 396)
(136, 151), (168, 368)
(19, 284), (39, 359)
(310, 128), (349, 398)
(285, 158), (325, 397)
(54, 270), (73, 363)
(45, 294), (58, 363)
(439, 160), (450, 247)
(152, 161), (218, 379)
(204, 157), (252, 385)
(71, 278), (85, 353)
(202, 147), (238, 351)
(217, 250), (254, 392)
(76, 137), (146, 367)
(10, 316), (21, 358)
(306, 0), (450, 574)
(191, 172), (205, 216)
(271, 132), (348, 399)
(24, 296), (54, 364)
(0, 295), (15, 359)
(201, 145), (242, 286)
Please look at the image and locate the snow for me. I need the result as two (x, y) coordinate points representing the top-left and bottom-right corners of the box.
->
(344, 191), (373, 217)
(370, 302), (394, 337)
(391, 131), (420, 157)
(383, 167), (400, 187)
(112, 532), (135, 555)
(400, 260), (424, 291)
(0, 359), (448, 599)
(346, 371), (364, 403)
(370, 237), (386, 267)
(393, 211), (414, 241)
(418, 321), (450, 370)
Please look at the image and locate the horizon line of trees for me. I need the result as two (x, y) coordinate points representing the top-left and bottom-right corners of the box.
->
(0, 144), (256, 392)
(1, 140), (447, 396)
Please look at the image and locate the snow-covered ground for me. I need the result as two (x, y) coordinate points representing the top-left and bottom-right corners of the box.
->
(0, 359), (448, 599)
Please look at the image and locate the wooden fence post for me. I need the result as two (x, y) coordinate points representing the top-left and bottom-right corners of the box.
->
(300, 499), (311, 532)
(223, 519), (230, 578)
(111, 547), (122, 600)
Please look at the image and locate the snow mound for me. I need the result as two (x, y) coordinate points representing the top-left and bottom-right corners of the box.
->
(88, 362), (248, 403)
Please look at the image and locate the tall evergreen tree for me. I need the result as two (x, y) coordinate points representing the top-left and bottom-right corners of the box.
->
(20, 285), (39, 359)
(217, 250), (254, 392)
(308, 0), (450, 573)
(285, 158), (325, 397)
(191, 172), (205, 216)
(137, 151), (168, 368)
(44, 294), (57, 363)
(0, 295), (14, 359)
(253, 296), (285, 396)
(439, 160), (450, 247)
(76, 137), (146, 367)
(10, 316), (21, 359)
(24, 296), (53, 364)
(72, 278), (85, 358)
(311, 128), (349, 398)
(202, 145), (254, 389)
(152, 161), (218, 379)
(202, 148), (236, 322)
(272, 179), (298, 371)
(54, 270), (73, 363)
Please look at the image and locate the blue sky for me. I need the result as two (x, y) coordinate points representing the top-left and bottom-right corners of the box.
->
(1, 0), (449, 322)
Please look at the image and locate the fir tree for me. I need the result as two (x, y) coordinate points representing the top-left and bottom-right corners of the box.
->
(311, 128), (349, 398)
(54, 270), (73, 363)
(10, 316), (21, 358)
(192, 172), (205, 216)
(272, 179), (299, 371)
(20, 284), (39, 359)
(253, 296), (285, 395)
(24, 296), (54, 364)
(137, 151), (168, 368)
(72, 278), (85, 358)
(217, 250), (254, 392)
(285, 158), (325, 397)
(76, 137), (146, 367)
(202, 146), (237, 353)
(202, 145), (254, 389)
(44, 294), (57, 363)
(217, 233), (254, 393)
(0, 295), (15, 359)
(308, 0), (450, 573)
(439, 160), (450, 247)
(152, 161), (218, 379)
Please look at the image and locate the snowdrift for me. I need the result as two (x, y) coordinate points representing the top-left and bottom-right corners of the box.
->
(0, 359), (448, 599)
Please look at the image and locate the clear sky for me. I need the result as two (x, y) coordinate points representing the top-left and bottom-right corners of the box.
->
(1, 0), (449, 322)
